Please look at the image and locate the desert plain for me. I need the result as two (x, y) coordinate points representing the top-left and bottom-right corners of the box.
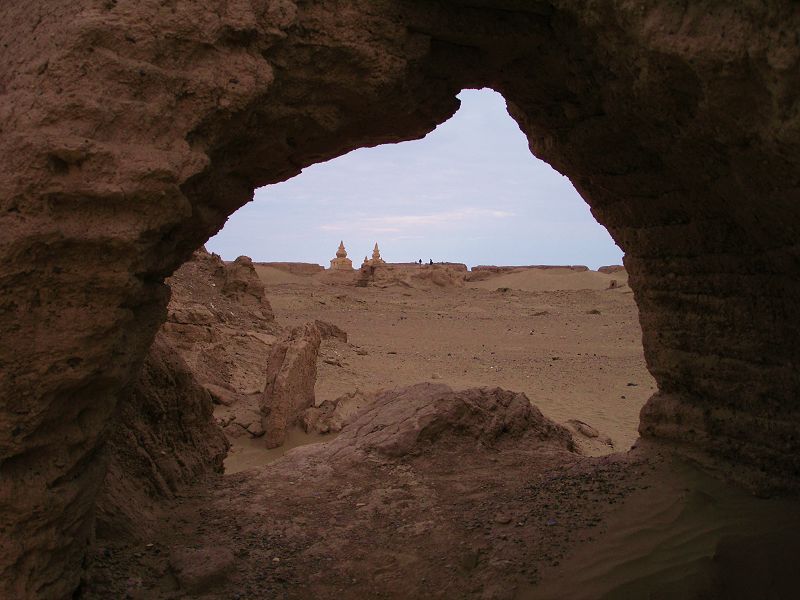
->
(227, 261), (653, 471)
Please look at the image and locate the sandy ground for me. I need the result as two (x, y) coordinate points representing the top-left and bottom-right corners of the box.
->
(83, 265), (800, 600)
(244, 265), (654, 460)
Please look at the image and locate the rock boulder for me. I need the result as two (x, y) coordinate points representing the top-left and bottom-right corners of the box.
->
(327, 383), (577, 459)
(261, 323), (322, 448)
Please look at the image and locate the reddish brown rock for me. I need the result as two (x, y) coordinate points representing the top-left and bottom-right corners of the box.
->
(220, 255), (272, 311)
(260, 323), (322, 449)
(568, 419), (600, 439)
(327, 383), (577, 460)
(300, 389), (375, 435)
(1, 1), (799, 596)
(95, 334), (229, 541)
(162, 249), (279, 396)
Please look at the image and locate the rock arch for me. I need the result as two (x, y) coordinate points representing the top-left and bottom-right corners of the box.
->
(1, 1), (798, 597)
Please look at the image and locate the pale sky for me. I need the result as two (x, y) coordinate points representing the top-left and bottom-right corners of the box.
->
(207, 89), (623, 269)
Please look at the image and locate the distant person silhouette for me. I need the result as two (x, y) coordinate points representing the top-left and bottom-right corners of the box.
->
(418, 259), (422, 265)
(429, 259), (433, 265)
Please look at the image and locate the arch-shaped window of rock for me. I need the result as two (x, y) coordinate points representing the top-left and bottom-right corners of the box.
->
(187, 89), (651, 473)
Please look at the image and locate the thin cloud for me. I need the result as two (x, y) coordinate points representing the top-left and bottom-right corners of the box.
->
(209, 89), (623, 268)
(319, 208), (513, 233)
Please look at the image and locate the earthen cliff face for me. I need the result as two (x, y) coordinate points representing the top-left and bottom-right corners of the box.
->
(1, 1), (798, 597)
(96, 333), (229, 541)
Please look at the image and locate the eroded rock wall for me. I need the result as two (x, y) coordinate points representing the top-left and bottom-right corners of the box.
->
(490, 3), (800, 490)
(163, 248), (278, 395)
(96, 333), (228, 541)
(1, 1), (799, 597)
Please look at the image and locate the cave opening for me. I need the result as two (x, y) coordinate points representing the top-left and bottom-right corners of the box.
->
(191, 88), (654, 473)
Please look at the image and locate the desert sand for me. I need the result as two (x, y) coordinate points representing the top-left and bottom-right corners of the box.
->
(222, 263), (653, 471)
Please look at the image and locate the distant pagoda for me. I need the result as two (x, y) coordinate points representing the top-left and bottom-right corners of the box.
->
(329, 241), (354, 271)
(362, 242), (386, 267)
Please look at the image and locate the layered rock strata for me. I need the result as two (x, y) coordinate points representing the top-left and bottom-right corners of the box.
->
(96, 333), (229, 540)
(1, 1), (799, 596)
(163, 249), (278, 396)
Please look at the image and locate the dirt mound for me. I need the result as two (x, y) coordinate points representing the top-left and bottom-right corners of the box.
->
(472, 265), (590, 274)
(467, 265), (590, 282)
(96, 333), (228, 540)
(257, 262), (325, 276)
(327, 383), (576, 459)
(222, 255), (273, 307)
(83, 384), (608, 600)
(358, 264), (467, 288)
(598, 265), (626, 274)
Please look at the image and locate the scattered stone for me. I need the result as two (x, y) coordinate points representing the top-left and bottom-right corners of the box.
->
(300, 389), (375, 434)
(246, 420), (265, 437)
(567, 419), (600, 439)
(314, 319), (348, 342)
(203, 383), (241, 407)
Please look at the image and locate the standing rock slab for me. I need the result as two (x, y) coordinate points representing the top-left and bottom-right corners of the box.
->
(260, 323), (322, 448)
